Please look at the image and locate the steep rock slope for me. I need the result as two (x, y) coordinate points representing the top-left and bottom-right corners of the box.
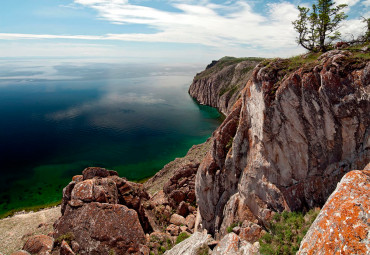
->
(189, 57), (263, 115)
(195, 50), (370, 237)
(297, 167), (370, 254)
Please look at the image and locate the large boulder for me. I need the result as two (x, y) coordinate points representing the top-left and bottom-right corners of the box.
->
(54, 202), (146, 255)
(22, 235), (53, 255)
(297, 169), (370, 254)
(61, 167), (152, 233)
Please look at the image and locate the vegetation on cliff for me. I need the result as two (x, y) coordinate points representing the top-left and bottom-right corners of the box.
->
(194, 56), (264, 81)
(259, 209), (320, 255)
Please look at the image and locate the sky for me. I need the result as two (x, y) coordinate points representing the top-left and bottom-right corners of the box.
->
(0, 0), (368, 63)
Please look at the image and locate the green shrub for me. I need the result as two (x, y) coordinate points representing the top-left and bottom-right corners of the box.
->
(158, 246), (167, 254)
(259, 208), (319, 255)
(226, 222), (239, 233)
(54, 232), (75, 246)
(176, 232), (190, 244)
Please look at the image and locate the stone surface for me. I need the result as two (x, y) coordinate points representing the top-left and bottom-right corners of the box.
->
(238, 223), (263, 244)
(189, 58), (261, 115)
(166, 224), (180, 236)
(164, 232), (212, 255)
(177, 201), (189, 217)
(211, 233), (259, 255)
(185, 215), (196, 229)
(163, 163), (199, 208)
(195, 50), (370, 236)
(10, 251), (31, 255)
(53, 202), (146, 255)
(170, 214), (186, 226)
(297, 169), (370, 255)
(60, 240), (75, 255)
(22, 235), (53, 255)
(59, 167), (152, 233)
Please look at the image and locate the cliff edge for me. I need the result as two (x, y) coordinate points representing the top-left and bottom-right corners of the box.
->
(189, 57), (263, 115)
(195, 49), (370, 237)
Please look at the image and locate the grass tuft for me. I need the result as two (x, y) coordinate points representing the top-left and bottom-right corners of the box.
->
(259, 208), (320, 255)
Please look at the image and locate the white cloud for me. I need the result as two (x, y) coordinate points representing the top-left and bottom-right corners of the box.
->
(0, 0), (365, 59)
(49, 92), (165, 121)
(1, 1), (302, 51)
(364, 0), (370, 6)
(335, 0), (361, 7)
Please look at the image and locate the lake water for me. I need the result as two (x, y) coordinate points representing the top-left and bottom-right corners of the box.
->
(0, 59), (222, 216)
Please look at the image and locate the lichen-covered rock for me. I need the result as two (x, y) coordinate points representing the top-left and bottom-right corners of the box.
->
(164, 232), (212, 255)
(22, 235), (53, 255)
(297, 169), (370, 255)
(60, 167), (152, 233)
(196, 50), (370, 236)
(53, 202), (146, 255)
(189, 58), (261, 115)
(211, 233), (259, 255)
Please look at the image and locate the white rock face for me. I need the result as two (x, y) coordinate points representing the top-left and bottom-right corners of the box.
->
(164, 232), (212, 255)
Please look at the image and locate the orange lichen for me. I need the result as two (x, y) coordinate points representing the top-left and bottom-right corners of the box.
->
(298, 170), (370, 255)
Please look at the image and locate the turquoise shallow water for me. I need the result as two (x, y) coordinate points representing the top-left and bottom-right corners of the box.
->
(0, 60), (222, 216)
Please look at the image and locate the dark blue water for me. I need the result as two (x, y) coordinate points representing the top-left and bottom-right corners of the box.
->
(0, 60), (222, 216)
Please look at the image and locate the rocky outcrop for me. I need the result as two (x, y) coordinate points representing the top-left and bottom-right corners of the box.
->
(189, 57), (262, 115)
(54, 202), (146, 254)
(297, 169), (370, 254)
(212, 233), (259, 255)
(196, 50), (370, 237)
(164, 232), (212, 255)
(163, 163), (198, 210)
(54, 167), (150, 254)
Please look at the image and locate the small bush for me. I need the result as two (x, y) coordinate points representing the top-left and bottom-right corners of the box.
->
(226, 222), (239, 233)
(259, 208), (319, 255)
(158, 246), (167, 254)
(176, 232), (190, 244)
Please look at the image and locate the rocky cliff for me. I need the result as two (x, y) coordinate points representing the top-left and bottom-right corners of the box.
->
(195, 49), (370, 237)
(189, 57), (263, 115)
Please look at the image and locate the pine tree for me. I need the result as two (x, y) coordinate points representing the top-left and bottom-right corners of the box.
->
(292, 0), (348, 52)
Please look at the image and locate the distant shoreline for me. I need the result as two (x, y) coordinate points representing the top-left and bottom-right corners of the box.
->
(0, 200), (61, 219)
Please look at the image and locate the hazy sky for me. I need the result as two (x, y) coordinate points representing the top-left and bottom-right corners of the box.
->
(0, 0), (368, 63)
